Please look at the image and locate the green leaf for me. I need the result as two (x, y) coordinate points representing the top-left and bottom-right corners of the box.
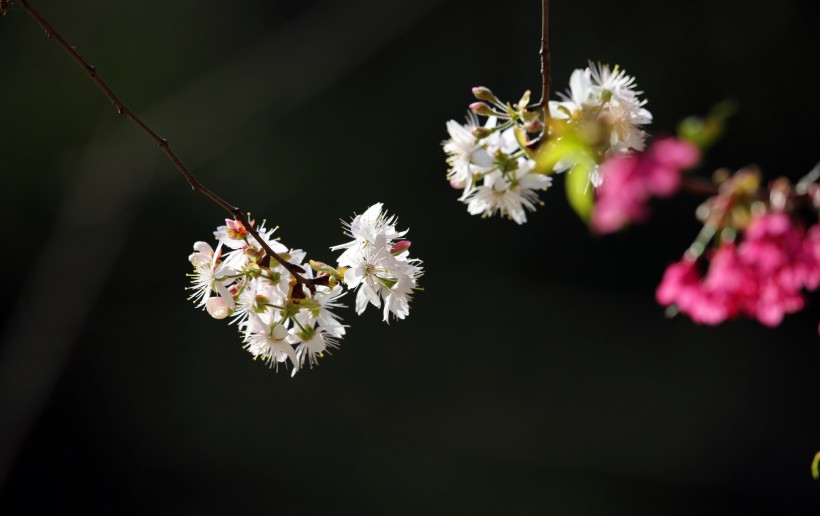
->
(678, 100), (737, 151)
(536, 138), (578, 174)
(565, 162), (594, 223)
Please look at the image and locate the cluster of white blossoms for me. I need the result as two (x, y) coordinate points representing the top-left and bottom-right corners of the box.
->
(549, 62), (652, 186)
(444, 110), (552, 225)
(332, 203), (423, 321)
(443, 62), (651, 223)
(187, 204), (421, 374)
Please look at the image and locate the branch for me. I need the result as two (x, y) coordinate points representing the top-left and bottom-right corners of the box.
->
(15, 0), (314, 290)
(679, 176), (720, 197)
(539, 0), (551, 109)
(528, 0), (551, 113)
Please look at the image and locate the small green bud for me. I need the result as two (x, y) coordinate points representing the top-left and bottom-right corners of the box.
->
(253, 294), (269, 313)
(309, 260), (345, 281)
(298, 327), (315, 342)
(281, 300), (301, 319)
(813, 451), (820, 480)
(472, 127), (493, 139)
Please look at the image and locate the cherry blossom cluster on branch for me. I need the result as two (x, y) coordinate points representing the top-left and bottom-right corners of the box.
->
(657, 169), (820, 330)
(187, 204), (423, 374)
(442, 61), (819, 334)
(444, 62), (651, 224)
(5, 2), (428, 377)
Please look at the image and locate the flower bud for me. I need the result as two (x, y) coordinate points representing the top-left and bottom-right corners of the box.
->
(471, 127), (492, 139)
(450, 177), (466, 189)
(249, 294), (268, 313)
(471, 86), (498, 103)
(469, 102), (495, 117)
(523, 119), (544, 133)
(390, 240), (412, 256)
(244, 246), (265, 264)
(768, 178), (792, 212)
(225, 219), (249, 239)
(206, 296), (232, 320)
(309, 259), (345, 280)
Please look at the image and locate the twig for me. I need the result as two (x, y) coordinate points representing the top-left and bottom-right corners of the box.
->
(15, 0), (314, 290)
(528, 0), (551, 113)
(680, 176), (720, 197)
(538, 0), (550, 109)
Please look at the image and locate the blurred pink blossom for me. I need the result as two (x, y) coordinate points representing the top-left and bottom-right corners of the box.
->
(656, 215), (820, 329)
(592, 137), (700, 233)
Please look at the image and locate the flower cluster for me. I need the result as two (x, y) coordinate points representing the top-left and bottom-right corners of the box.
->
(548, 62), (653, 187)
(186, 204), (422, 374)
(443, 109), (552, 224)
(657, 214), (819, 327)
(592, 137), (700, 233)
(654, 161), (820, 334)
(332, 203), (423, 321)
(442, 62), (651, 224)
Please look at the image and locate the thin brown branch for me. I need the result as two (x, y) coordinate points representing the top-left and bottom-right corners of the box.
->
(539, 0), (550, 109)
(680, 176), (720, 197)
(16, 0), (313, 289)
(527, 0), (551, 112)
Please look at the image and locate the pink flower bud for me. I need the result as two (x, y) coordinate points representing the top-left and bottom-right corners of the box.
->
(225, 218), (249, 239)
(390, 240), (412, 255)
(471, 86), (497, 103)
(523, 119), (544, 133)
(450, 177), (466, 189)
(206, 296), (231, 320)
(469, 102), (495, 116)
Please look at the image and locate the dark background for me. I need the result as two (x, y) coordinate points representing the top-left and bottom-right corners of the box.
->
(1, 0), (819, 514)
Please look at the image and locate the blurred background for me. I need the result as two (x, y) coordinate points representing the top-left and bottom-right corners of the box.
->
(1, 0), (818, 513)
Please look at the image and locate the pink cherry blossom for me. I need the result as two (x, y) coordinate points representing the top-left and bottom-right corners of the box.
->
(657, 215), (820, 330)
(592, 137), (700, 234)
